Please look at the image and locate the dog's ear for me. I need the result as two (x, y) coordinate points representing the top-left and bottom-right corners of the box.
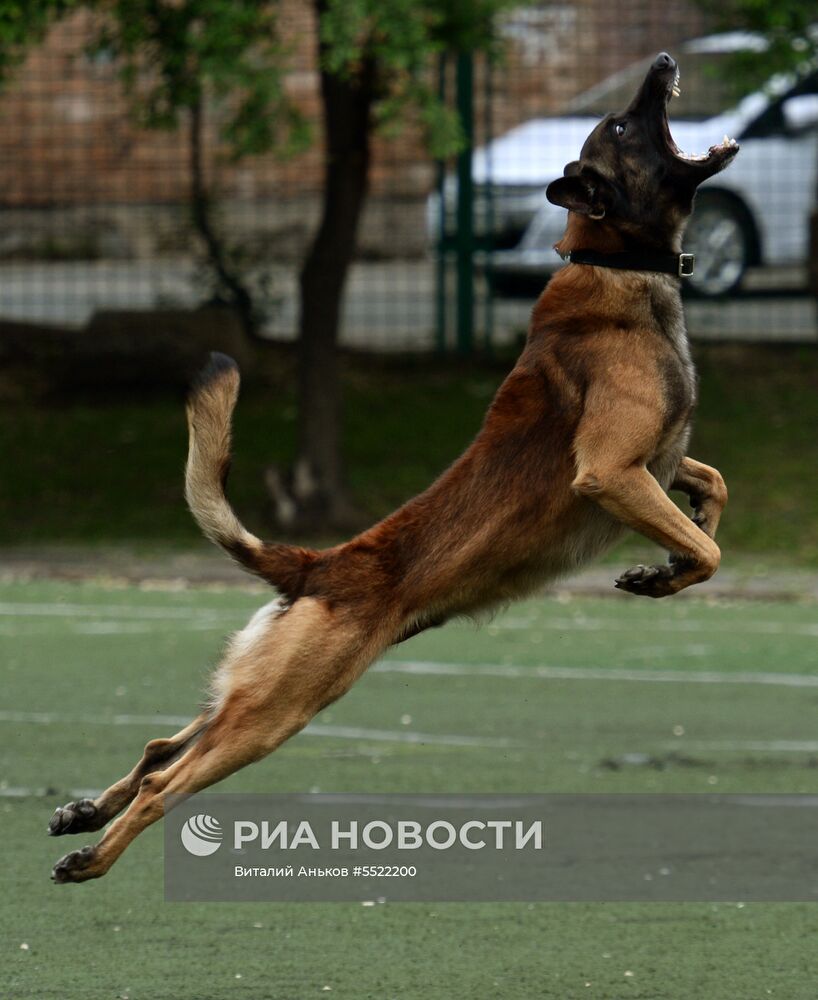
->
(546, 166), (612, 219)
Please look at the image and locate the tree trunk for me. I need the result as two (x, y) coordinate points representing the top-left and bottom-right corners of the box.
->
(189, 95), (259, 341)
(270, 3), (376, 529)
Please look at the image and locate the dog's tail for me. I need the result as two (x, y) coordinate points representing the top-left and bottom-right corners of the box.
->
(185, 353), (316, 599)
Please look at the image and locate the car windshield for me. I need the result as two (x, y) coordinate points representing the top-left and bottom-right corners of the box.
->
(566, 51), (756, 120)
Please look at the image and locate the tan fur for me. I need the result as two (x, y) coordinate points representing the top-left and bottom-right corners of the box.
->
(184, 359), (262, 558)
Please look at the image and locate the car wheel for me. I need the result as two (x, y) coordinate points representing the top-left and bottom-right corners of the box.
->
(684, 194), (753, 298)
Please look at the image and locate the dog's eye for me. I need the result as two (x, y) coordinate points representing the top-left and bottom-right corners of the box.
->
(614, 122), (627, 137)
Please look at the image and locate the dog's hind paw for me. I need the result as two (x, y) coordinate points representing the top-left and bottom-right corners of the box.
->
(48, 798), (102, 837)
(51, 845), (101, 884)
(615, 563), (676, 598)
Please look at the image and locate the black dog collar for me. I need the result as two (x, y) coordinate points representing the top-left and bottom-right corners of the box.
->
(569, 249), (695, 277)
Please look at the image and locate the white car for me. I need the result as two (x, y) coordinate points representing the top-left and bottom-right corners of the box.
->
(432, 33), (818, 297)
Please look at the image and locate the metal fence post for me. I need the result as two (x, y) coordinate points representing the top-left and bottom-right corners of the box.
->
(483, 56), (494, 354)
(435, 55), (449, 353)
(455, 51), (474, 355)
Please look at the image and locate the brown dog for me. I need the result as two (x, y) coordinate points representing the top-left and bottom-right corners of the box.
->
(49, 52), (737, 882)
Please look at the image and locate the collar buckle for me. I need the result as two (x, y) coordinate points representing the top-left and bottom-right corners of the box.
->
(678, 253), (695, 277)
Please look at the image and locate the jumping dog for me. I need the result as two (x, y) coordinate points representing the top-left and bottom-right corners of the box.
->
(49, 52), (737, 882)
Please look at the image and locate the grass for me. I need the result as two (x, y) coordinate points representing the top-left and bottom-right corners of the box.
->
(3, 579), (818, 998)
(1, 344), (817, 563)
(692, 345), (818, 563)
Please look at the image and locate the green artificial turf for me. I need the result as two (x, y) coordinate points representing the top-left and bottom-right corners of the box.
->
(3, 579), (818, 999)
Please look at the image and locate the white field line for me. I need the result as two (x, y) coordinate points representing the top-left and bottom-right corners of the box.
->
(376, 660), (818, 688)
(0, 786), (103, 799)
(665, 740), (818, 754)
(0, 621), (227, 636)
(2, 601), (818, 638)
(0, 710), (518, 749)
(0, 621), (714, 655)
(304, 725), (517, 748)
(487, 616), (818, 638)
(0, 621), (232, 637)
(0, 601), (236, 620)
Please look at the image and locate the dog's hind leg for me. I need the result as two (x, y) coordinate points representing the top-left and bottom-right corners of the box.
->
(47, 712), (210, 838)
(51, 597), (396, 883)
(48, 601), (292, 839)
(51, 700), (307, 883)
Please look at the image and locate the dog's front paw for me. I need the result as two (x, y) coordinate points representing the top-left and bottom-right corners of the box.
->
(51, 845), (101, 884)
(615, 563), (676, 598)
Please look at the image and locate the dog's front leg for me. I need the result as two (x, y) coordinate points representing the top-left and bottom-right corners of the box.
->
(670, 456), (728, 539)
(574, 462), (720, 597)
(571, 383), (721, 598)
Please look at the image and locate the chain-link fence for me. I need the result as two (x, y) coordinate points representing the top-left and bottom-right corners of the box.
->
(1, 3), (816, 355)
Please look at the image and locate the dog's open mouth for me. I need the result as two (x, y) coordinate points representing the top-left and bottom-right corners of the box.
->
(663, 68), (739, 167)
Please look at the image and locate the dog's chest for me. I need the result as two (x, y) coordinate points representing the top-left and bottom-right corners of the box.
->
(644, 276), (696, 406)
(645, 277), (696, 486)
(647, 276), (689, 354)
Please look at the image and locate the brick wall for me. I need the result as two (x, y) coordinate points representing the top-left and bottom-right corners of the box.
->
(0, 1), (708, 256)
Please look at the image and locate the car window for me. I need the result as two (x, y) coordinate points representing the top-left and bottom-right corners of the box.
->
(741, 70), (818, 138)
(566, 51), (755, 120)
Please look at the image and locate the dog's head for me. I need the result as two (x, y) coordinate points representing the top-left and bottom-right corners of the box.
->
(546, 53), (739, 248)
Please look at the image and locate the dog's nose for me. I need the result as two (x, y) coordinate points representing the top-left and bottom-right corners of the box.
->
(652, 52), (676, 72)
